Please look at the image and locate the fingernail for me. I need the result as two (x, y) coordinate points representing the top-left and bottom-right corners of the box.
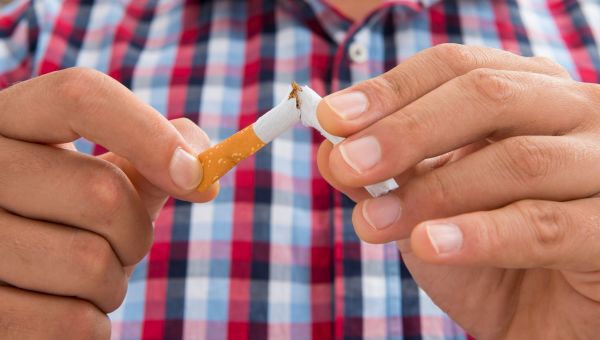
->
(169, 147), (203, 191)
(325, 91), (368, 120)
(362, 195), (402, 230)
(339, 136), (381, 173)
(426, 223), (463, 255)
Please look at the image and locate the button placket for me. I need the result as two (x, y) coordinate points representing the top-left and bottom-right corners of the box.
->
(348, 41), (368, 64)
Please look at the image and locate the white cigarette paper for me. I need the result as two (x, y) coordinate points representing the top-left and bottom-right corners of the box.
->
(199, 83), (398, 197)
(253, 96), (299, 143)
(256, 84), (400, 197)
(297, 86), (399, 197)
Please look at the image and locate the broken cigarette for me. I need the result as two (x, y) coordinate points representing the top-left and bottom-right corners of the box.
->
(296, 86), (399, 197)
(195, 84), (300, 191)
(196, 83), (398, 197)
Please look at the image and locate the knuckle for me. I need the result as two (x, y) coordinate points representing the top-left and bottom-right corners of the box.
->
(463, 68), (520, 106)
(85, 162), (131, 218)
(579, 82), (600, 106)
(430, 43), (481, 76)
(388, 107), (436, 162)
(55, 67), (109, 106)
(574, 83), (600, 127)
(530, 55), (555, 67)
(530, 56), (570, 78)
(376, 67), (419, 104)
(70, 232), (116, 287)
(516, 200), (568, 254)
(356, 73), (409, 115)
(171, 117), (211, 147)
(104, 275), (128, 313)
(60, 300), (110, 340)
(171, 117), (197, 130)
(422, 170), (455, 210)
(500, 137), (554, 185)
(474, 214), (508, 256)
(70, 233), (128, 312)
(498, 137), (553, 186)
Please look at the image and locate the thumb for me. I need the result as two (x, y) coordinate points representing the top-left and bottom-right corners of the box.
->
(100, 118), (219, 220)
(410, 199), (600, 271)
(315, 45), (573, 138)
(0, 69), (216, 198)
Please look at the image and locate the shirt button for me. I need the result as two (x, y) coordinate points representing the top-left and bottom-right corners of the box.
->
(348, 42), (368, 63)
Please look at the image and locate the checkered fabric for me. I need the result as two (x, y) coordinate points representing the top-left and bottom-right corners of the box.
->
(1, 0), (600, 339)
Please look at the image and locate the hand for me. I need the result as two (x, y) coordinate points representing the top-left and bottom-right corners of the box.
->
(316, 44), (600, 339)
(0, 68), (217, 339)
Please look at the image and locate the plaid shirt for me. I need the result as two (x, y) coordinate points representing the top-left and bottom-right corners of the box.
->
(1, 0), (600, 339)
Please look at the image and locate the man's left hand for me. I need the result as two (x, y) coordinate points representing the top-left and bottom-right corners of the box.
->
(316, 44), (600, 339)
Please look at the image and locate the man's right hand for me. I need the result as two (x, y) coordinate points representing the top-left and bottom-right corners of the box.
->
(0, 68), (218, 339)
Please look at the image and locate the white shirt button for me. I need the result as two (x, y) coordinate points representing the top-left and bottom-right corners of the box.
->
(348, 42), (368, 63)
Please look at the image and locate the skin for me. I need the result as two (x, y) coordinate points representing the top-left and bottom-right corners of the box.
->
(326, 0), (383, 21)
(2, 3), (596, 339)
(0, 68), (218, 339)
(316, 44), (600, 339)
(0, 3), (388, 339)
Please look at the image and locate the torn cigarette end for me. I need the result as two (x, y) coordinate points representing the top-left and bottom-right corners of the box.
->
(196, 125), (266, 191)
(196, 82), (398, 197)
(288, 81), (303, 109)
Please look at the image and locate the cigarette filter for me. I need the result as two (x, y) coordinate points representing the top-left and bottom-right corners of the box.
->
(195, 85), (299, 191)
(196, 125), (266, 191)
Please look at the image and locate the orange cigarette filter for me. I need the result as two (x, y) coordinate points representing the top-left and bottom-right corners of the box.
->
(196, 125), (266, 191)
(196, 83), (302, 192)
(195, 82), (398, 197)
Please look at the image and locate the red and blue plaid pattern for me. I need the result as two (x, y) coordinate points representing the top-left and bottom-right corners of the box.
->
(1, 0), (600, 339)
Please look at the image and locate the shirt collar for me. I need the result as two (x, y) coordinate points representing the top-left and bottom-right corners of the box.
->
(307, 0), (444, 11)
(384, 0), (443, 8)
(292, 0), (443, 45)
(417, 0), (443, 7)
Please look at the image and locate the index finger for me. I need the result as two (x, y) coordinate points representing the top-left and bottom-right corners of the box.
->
(317, 44), (570, 137)
(0, 67), (200, 195)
